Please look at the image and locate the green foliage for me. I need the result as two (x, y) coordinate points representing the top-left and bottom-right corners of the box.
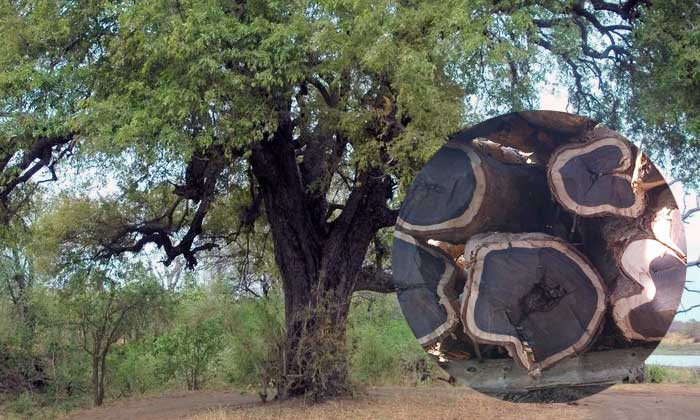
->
(348, 293), (436, 385)
(155, 318), (225, 391)
(219, 293), (284, 388)
(645, 366), (700, 384)
(7, 0), (700, 415)
(645, 365), (666, 383)
(628, 0), (700, 184)
(153, 286), (226, 391)
(108, 343), (162, 397)
(52, 0), (554, 187)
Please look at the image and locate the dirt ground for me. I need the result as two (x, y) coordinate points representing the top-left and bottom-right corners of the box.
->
(62, 384), (700, 420)
(577, 384), (700, 420)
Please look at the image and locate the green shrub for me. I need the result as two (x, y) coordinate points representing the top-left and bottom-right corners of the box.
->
(645, 365), (700, 384)
(348, 294), (436, 385)
(109, 343), (162, 397)
(155, 316), (225, 391)
(646, 365), (667, 383)
(219, 294), (284, 389)
(3, 392), (35, 416)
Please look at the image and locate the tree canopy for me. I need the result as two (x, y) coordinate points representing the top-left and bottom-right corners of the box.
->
(3, 0), (700, 399)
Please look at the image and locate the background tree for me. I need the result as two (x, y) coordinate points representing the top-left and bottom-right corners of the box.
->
(60, 267), (167, 406)
(155, 309), (225, 391)
(0, 0), (111, 223)
(3, 0), (700, 400)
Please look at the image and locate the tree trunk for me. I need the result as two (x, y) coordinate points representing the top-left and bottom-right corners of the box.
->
(396, 140), (550, 243)
(92, 353), (106, 406)
(250, 125), (395, 399)
(279, 287), (352, 399)
(98, 354), (106, 405)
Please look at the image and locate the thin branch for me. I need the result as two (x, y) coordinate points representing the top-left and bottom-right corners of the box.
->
(684, 207), (700, 222)
(677, 304), (700, 315)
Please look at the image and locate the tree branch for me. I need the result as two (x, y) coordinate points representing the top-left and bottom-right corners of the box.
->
(354, 267), (396, 293)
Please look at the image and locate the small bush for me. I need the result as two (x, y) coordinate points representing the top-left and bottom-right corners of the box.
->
(109, 343), (162, 397)
(645, 365), (700, 384)
(646, 365), (667, 383)
(348, 294), (437, 385)
(3, 392), (36, 416)
(219, 294), (284, 389)
(155, 316), (225, 391)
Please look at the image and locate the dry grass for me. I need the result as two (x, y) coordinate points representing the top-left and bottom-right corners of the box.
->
(188, 386), (589, 420)
(661, 333), (696, 346)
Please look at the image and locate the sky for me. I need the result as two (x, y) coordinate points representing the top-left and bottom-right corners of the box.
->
(540, 88), (700, 322)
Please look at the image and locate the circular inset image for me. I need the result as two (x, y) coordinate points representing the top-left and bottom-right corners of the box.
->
(392, 111), (687, 402)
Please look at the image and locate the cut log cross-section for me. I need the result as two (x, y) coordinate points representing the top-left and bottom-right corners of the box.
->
(397, 141), (549, 243)
(391, 230), (464, 347)
(460, 233), (607, 373)
(392, 112), (688, 388)
(547, 132), (646, 218)
(607, 189), (688, 341)
(612, 238), (686, 341)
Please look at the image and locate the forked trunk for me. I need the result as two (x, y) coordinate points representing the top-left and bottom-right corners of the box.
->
(251, 128), (393, 400)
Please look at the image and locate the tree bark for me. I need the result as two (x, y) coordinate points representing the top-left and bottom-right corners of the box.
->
(92, 352), (106, 406)
(250, 121), (395, 399)
(448, 111), (595, 163)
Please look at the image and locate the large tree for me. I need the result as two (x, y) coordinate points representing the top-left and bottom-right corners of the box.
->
(3, 0), (700, 399)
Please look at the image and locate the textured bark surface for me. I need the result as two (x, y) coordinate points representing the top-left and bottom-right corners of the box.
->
(460, 232), (606, 372)
(250, 120), (398, 399)
(450, 111), (594, 157)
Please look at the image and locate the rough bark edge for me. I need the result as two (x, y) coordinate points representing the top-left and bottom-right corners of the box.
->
(460, 232), (607, 373)
(631, 150), (667, 192)
(518, 111), (594, 135)
(448, 111), (597, 160)
(393, 230), (460, 347)
(547, 136), (646, 218)
(649, 194), (687, 261)
(471, 138), (530, 165)
(396, 142), (486, 237)
(612, 238), (685, 342)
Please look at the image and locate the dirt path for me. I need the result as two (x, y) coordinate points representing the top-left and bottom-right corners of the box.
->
(62, 391), (258, 420)
(578, 384), (700, 420)
(62, 384), (700, 420)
